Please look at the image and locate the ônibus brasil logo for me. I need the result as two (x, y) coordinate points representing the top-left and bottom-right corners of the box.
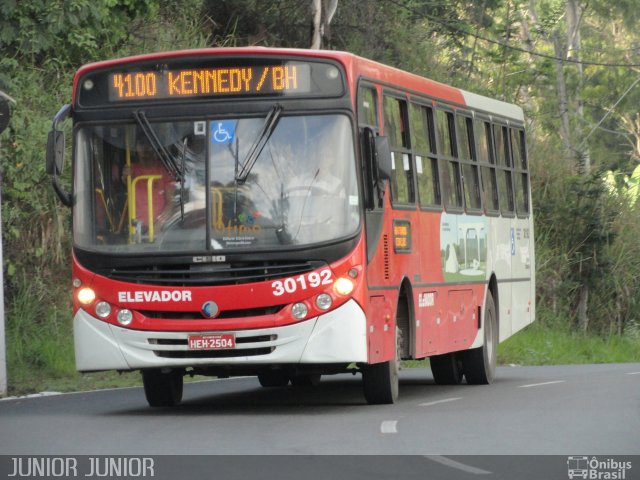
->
(567, 456), (632, 480)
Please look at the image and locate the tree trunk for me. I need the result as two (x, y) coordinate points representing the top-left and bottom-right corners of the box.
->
(577, 283), (589, 332)
(310, 0), (339, 49)
(566, 0), (591, 173)
(552, 32), (573, 159)
(310, 0), (322, 49)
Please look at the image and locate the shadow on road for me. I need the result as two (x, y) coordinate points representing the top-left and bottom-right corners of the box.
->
(108, 369), (478, 416)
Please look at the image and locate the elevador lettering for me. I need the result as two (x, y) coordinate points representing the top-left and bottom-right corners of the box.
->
(8, 457), (155, 478)
(118, 290), (192, 303)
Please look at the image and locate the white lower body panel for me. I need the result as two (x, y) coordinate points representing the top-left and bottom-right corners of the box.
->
(74, 299), (368, 372)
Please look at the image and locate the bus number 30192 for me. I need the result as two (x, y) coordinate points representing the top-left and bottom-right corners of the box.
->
(271, 269), (333, 296)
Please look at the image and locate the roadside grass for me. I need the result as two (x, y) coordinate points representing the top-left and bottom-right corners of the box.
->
(5, 278), (143, 396)
(497, 322), (640, 365)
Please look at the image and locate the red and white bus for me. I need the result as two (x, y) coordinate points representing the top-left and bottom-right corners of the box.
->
(47, 47), (534, 406)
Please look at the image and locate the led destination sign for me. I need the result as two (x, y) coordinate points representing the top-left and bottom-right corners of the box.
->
(108, 63), (312, 101)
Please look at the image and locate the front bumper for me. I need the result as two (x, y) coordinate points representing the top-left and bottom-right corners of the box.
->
(74, 299), (368, 372)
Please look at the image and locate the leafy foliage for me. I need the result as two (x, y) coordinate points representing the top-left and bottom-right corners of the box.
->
(0, 0), (208, 393)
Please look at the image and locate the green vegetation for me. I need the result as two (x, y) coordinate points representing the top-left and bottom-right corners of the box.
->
(2, 1), (640, 395)
(498, 324), (640, 366)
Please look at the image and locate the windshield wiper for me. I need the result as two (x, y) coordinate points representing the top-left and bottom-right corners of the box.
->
(235, 105), (282, 183)
(133, 110), (183, 182)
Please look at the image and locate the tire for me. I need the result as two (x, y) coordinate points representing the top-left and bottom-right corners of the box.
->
(142, 369), (184, 407)
(461, 291), (498, 384)
(290, 374), (322, 387)
(429, 352), (464, 385)
(362, 327), (400, 404)
(257, 371), (290, 387)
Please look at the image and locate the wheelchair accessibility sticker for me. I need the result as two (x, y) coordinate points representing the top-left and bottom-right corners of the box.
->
(211, 120), (237, 144)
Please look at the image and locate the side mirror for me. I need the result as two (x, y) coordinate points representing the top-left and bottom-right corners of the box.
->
(47, 104), (73, 207)
(46, 130), (65, 175)
(374, 135), (392, 181)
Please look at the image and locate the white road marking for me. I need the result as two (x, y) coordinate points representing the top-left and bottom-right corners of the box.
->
(424, 455), (492, 475)
(380, 420), (398, 434)
(625, 372), (640, 375)
(518, 380), (566, 388)
(419, 397), (462, 407)
(0, 391), (62, 402)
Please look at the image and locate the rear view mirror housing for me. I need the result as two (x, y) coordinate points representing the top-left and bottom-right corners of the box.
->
(374, 135), (392, 181)
(46, 104), (73, 207)
(46, 130), (65, 175)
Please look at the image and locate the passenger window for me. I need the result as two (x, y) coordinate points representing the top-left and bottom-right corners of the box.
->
(493, 124), (515, 214)
(475, 120), (499, 213)
(435, 109), (462, 209)
(358, 86), (378, 128)
(457, 115), (481, 211)
(511, 128), (529, 215)
(409, 103), (440, 206)
(435, 109), (454, 156)
(384, 95), (414, 204)
(456, 115), (472, 160)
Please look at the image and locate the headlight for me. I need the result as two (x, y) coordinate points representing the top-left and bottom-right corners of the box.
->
(117, 309), (133, 326)
(333, 277), (354, 296)
(315, 293), (333, 310)
(77, 287), (96, 305)
(95, 301), (112, 318)
(292, 302), (308, 320)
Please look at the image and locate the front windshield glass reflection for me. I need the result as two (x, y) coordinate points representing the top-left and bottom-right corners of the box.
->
(74, 114), (359, 253)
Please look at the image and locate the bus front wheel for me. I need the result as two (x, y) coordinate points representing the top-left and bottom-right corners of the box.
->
(362, 327), (400, 404)
(257, 370), (290, 387)
(142, 369), (184, 407)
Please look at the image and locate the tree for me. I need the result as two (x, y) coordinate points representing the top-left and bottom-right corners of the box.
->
(310, 0), (339, 49)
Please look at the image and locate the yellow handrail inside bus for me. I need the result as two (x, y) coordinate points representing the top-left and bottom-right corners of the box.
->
(211, 187), (225, 230)
(126, 132), (133, 243)
(130, 175), (162, 242)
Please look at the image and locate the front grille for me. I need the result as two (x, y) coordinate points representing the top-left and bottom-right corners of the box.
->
(101, 260), (323, 286)
(140, 305), (286, 320)
(154, 347), (274, 359)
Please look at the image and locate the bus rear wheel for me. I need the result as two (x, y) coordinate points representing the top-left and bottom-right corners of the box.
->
(142, 369), (184, 407)
(461, 292), (498, 384)
(429, 352), (464, 385)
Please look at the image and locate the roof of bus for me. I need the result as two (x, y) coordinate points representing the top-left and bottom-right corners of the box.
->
(74, 47), (524, 123)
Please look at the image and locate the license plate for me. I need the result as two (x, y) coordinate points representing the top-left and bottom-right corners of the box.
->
(188, 334), (236, 350)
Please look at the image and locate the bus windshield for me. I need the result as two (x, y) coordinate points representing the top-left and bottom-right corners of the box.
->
(73, 114), (360, 253)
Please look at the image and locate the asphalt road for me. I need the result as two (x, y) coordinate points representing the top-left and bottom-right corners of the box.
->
(1, 363), (638, 457)
(1, 363), (639, 479)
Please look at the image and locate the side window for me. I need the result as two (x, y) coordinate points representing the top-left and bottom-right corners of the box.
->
(493, 124), (515, 214)
(435, 109), (462, 209)
(358, 86), (378, 128)
(511, 128), (530, 216)
(358, 85), (380, 210)
(384, 95), (415, 205)
(435, 109), (454, 156)
(456, 114), (481, 211)
(409, 103), (440, 207)
(475, 120), (499, 213)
